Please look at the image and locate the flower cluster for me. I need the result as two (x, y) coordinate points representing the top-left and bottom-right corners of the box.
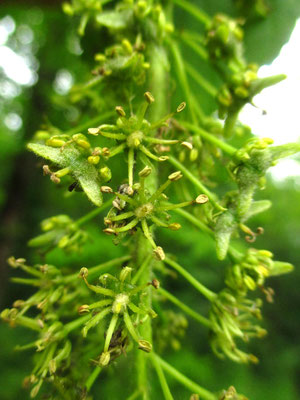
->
(78, 265), (158, 366)
(103, 168), (209, 259)
(206, 14), (244, 65)
(87, 92), (186, 188)
(205, 14), (285, 136)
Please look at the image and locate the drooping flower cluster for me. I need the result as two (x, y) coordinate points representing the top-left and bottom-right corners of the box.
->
(209, 248), (293, 363)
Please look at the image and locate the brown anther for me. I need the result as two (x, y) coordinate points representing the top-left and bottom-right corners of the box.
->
(139, 166), (152, 177)
(78, 305), (90, 314)
(158, 156), (169, 161)
(245, 235), (256, 243)
(144, 91), (155, 104)
(13, 300), (25, 308)
(155, 145), (170, 153)
(102, 147), (110, 157)
(177, 102), (186, 113)
(168, 171), (183, 181)
(115, 106), (126, 117)
(40, 264), (48, 273)
(181, 141), (193, 150)
(103, 228), (116, 235)
(195, 194), (209, 204)
(104, 218), (112, 226)
(79, 267), (89, 278)
(256, 227), (264, 235)
(37, 319), (44, 329)
(151, 279), (160, 289)
(88, 127), (100, 135)
(92, 147), (101, 156)
(112, 199), (122, 210)
(101, 186), (113, 193)
(153, 246), (165, 261)
(43, 165), (51, 175)
(50, 174), (60, 184)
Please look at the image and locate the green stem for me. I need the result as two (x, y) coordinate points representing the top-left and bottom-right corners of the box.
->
(75, 199), (112, 227)
(85, 366), (102, 392)
(158, 287), (211, 328)
(168, 39), (198, 124)
(173, 208), (213, 236)
(141, 219), (157, 249)
(132, 254), (152, 285)
(64, 314), (90, 335)
(168, 156), (225, 211)
(150, 353), (174, 400)
(164, 257), (217, 302)
(153, 354), (217, 400)
(223, 111), (239, 138)
(104, 314), (118, 351)
(113, 218), (139, 233)
(128, 147), (135, 187)
(14, 315), (42, 331)
(123, 311), (140, 342)
(181, 121), (238, 157)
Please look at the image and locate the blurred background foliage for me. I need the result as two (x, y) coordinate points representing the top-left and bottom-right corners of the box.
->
(0, 0), (300, 399)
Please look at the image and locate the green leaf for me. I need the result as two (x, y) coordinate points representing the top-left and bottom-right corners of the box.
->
(269, 261), (294, 276)
(27, 143), (103, 207)
(215, 210), (237, 260)
(269, 143), (300, 161)
(96, 10), (133, 29)
(244, 200), (271, 220)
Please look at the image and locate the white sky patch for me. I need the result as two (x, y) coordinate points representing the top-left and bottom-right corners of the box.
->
(4, 112), (23, 131)
(0, 16), (15, 45)
(53, 69), (74, 94)
(240, 19), (300, 180)
(0, 46), (36, 86)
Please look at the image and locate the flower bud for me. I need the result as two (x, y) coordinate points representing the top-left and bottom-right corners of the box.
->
(190, 148), (198, 162)
(122, 39), (133, 54)
(46, 138), (66, 148)
(168, 223), (181, 231)
(88, 155), (100, 165)
(79, 267), (88, 278)
(100, 166), (112, 182)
